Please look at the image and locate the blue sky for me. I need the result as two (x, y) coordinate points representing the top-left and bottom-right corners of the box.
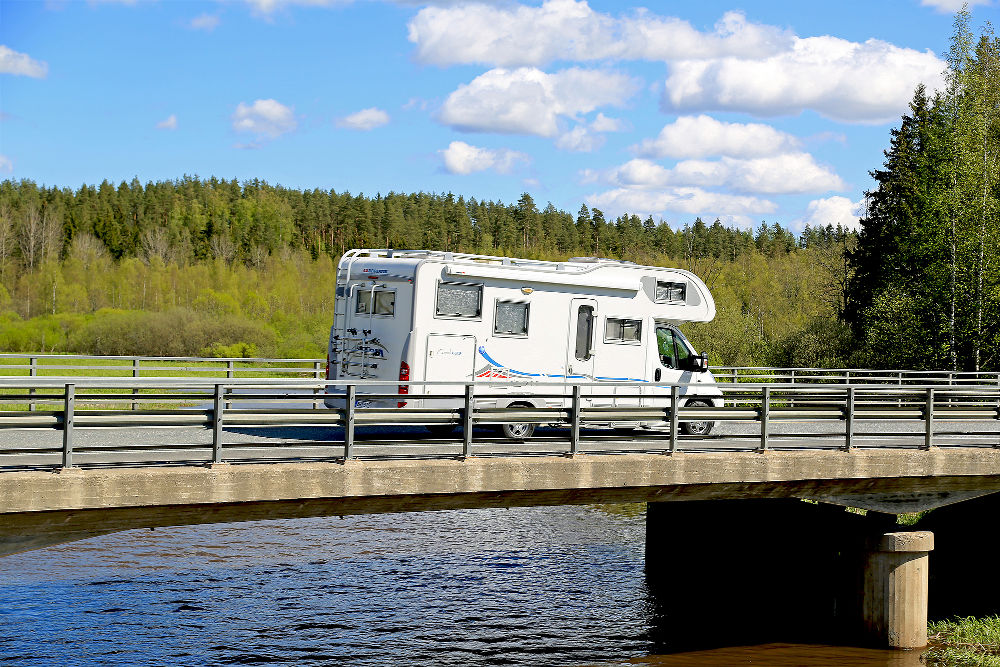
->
(2, 0), (998, 231)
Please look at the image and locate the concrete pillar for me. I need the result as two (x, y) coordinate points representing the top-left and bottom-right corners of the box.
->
(863, 531), (934, 649)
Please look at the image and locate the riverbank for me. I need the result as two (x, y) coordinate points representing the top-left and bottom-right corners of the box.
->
(925, 616), (1000, 666)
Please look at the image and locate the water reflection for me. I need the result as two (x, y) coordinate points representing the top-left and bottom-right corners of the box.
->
(0, 506), (932, 666)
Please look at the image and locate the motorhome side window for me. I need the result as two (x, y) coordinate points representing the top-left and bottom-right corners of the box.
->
(355, 289), (395, 316)
(435, 282), (482, 319)
(655, 280), (686, 303)
(574, 305), (594, 361)
(494, 301), (529, 336)
(605, 317), (642, 343)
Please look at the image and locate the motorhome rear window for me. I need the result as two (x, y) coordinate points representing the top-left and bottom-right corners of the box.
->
(356, 289), (395, 316)
(436, 282), (482, 318)
(655, 281), (686, 303)
(605, 317), (642, 343)
(495, 301), (529, 336)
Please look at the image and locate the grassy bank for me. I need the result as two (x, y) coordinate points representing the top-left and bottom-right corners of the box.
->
(925, 616), (1000, 666)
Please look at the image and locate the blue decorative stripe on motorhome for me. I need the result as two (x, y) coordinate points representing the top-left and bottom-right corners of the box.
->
(476, 346), (645, 382)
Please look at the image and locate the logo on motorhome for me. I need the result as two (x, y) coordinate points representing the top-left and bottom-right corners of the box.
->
(362, 268), (389, 274)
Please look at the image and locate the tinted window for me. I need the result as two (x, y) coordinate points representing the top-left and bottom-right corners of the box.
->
(575, 306), (594, 361)
(436, 283), (482, 318)
(605, 317), (642, 342)
(356, 289), (395, 316)
(655, 280), (686, 303)
(495, 301), (529, 335)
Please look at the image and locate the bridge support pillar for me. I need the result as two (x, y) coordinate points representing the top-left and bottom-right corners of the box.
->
(863, 531), (933, 649)
(644, 499), (897, 649)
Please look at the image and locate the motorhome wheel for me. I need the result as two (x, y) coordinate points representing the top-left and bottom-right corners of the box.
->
(680, 399), (714, 436)
(501, 402), (536, 440)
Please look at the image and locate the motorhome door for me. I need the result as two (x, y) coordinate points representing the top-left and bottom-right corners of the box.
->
(425, 334), (477, 405)
(567, 298), (597, 403)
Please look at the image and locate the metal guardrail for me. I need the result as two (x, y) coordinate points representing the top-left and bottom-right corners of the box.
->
(4, 354), (999, 387)
(713, 366), (1000, 386)
(0, 378), (998, 471)
(0, 353), (326, 379)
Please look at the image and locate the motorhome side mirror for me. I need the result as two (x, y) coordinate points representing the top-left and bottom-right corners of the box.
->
(685, 354), (708, 372)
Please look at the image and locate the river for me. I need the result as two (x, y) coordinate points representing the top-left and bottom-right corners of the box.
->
(0, 505), (928, 666)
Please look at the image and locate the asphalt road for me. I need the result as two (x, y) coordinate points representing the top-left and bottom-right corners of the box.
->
(1, 409), (997, 469)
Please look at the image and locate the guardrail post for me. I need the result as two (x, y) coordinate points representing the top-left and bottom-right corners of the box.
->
(924, 388), (934, 450)
(789, 369), (796, 408)
(732, 368), (739, 383)
(844, 386), (855, 451)
(669, 385), (679, 453)
(29, 356), (37, 412)
(227, 360), (235, 379)
(344, 384), (356, 461)
(62, 383), (75, 469)
(759, 386), (770, 452)
(212, 384), (224, 464)
(570, 384), (581, 456)
(313, 361), (323, 409)
(462, 383), (475, 458)
(132, 358), (140, 411)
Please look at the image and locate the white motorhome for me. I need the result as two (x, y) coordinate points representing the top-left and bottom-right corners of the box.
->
(326, 249), (721, 437)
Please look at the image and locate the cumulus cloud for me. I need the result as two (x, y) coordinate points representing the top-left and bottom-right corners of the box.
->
(633, 115), (801, 159)
(0, 45), (48, 78)
(920, 0), (992, 10)
(596, 153), (843, 195)
(663, 36), (946, 123)
(243, 0), (346, 14)
(156, 114), (178, 130)
(336, 107), (390, 131)
(231, 99), (296, 139)
(188, 13), (220, 31)
(794, 196), (864, 231)
(587, 187), (777, 218)
(438, 67), (639, 136)
(408, 1), (791, 67)
(556, 114), (626, 152)
(0, 155), (12, 173)
(439, 141), (528, 175)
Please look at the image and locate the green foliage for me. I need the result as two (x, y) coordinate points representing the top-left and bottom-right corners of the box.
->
(847, 18), (1000, 372)
(926, 616), (1000, 666)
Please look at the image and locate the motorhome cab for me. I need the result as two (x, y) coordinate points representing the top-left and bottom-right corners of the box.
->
(326, 249), (721, 437)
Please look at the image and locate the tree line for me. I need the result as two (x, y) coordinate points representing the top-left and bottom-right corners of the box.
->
(0, 176), (844, 274)
(844, 10), (1000, 372)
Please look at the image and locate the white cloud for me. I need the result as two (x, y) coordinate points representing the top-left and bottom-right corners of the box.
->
(556, 114), (626, 152)
(243, 0), (346, 14)
(231, 99), (296, 139)
(440, 141), (528, 175)
(438, 67), (639, 136)
(408, 1), (791, 67)
(0, 45), (48, 78)
(188, 13), (220, 31)
(156, 114), (178, 130)
(336, 107), (390, 131)
(0, 155), (12, 173)
(663, 36), (946, 123)
(587, 187), (777, 218)
(556, 126), (605, 152)
(633, 115), (801, 159)
(589, 112), (625, 132)
(920, 0), (992, 10)
(794, 196), (864, 231)
(597, 153), (844, 195)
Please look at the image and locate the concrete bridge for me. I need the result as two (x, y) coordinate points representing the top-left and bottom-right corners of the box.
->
(2, 374), (1000, 649)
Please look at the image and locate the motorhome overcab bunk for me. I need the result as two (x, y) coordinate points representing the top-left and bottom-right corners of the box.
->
(326, 249), (721, 438)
